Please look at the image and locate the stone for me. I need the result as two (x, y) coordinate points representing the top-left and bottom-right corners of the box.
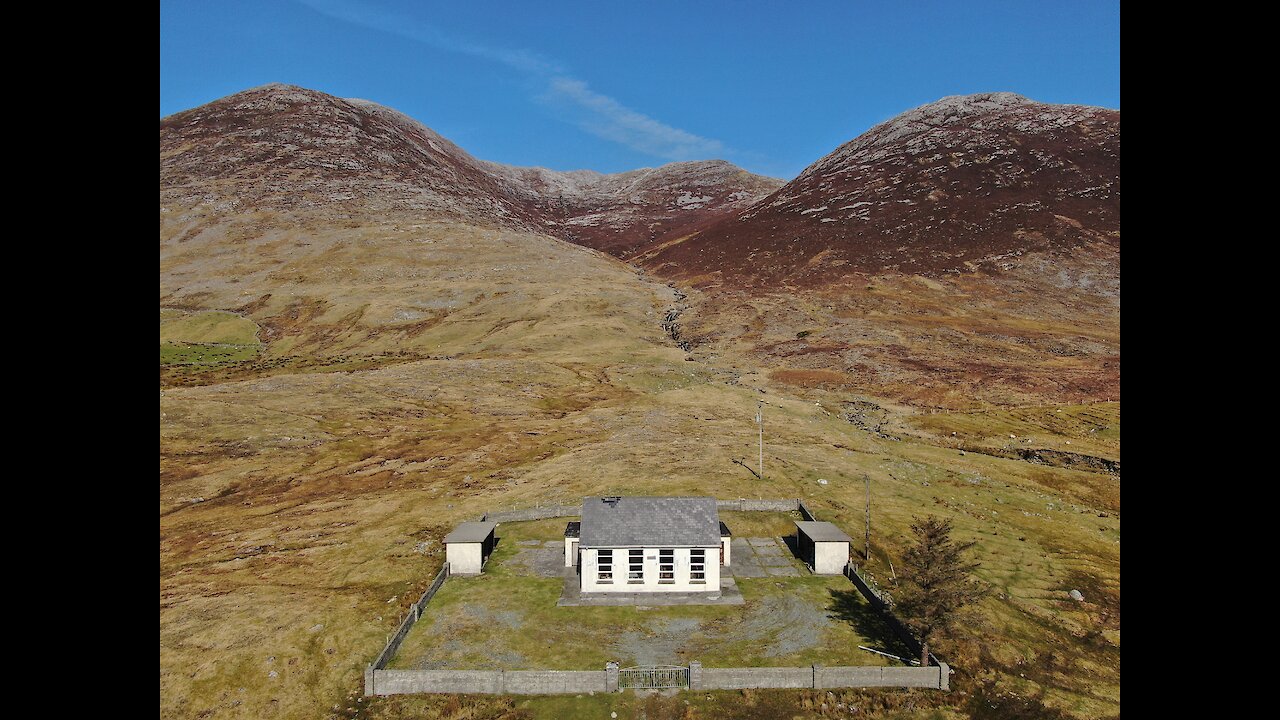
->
(268, 671), (279, 679)
(1068, 589), (1084, 602)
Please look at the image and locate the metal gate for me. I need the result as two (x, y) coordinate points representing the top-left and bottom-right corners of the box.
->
(618, 665), (689, 690)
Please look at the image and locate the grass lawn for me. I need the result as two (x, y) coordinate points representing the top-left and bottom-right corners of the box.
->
(389, 516), (910, 671)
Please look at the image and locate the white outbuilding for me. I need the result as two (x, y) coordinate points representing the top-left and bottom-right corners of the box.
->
(444, 521), (497, 575)
(795, 521), (853, 575)
(576, 496), (730, 595)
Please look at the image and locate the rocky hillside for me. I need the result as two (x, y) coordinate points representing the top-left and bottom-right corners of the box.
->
(160, 84), (780, 249)
(637, 92), (1120, 285)
(488, 159), (782, 256)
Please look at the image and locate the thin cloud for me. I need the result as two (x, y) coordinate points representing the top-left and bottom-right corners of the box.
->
(297, 0), (727, 161)
(543, 78), (723, 160)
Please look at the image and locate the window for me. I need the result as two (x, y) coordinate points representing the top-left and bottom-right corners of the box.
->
(628, 548), (644, 583)
(597, 549), (613, 583)
(690, 548), (706, 583)
(659, 548), (675, 583)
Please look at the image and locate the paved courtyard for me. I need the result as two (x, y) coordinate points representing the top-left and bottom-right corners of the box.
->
(728, 536), (804, 577)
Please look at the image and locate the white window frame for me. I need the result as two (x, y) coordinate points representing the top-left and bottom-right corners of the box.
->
(628, 548), (644, 583)
(690, 548), (706, 584)
(598, 549), (613, 583)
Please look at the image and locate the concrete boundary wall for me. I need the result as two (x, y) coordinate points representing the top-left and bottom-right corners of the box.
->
(816, 665), (947, 690)
(371, 664), (946, 695)
(481, 504), (581, 523)
(366, 562), (451, 694)
(371, 669), (605, 696)
(716, 499), (802, 513)
(700, 667), (813, 690)
(481, 499), (811, 523)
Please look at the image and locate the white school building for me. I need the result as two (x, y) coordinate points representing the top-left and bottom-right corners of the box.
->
(568, 496), (731, 594)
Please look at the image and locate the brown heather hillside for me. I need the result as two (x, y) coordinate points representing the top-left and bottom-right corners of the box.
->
(636, 92), (1119, 283)
(160, 85), (1119, 720)
(162, 84), (781, 251)
(632, 92), (1120, 408)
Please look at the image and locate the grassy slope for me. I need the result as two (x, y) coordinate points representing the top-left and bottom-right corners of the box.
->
(160, 309), (262, 366)
(161, 309), (260, 345)
(159, 208), (1119, 720)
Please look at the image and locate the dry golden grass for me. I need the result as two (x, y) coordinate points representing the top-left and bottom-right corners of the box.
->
(160, 208), (1119, 720)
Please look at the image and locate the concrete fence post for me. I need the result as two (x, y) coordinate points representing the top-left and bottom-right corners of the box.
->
(364, 665), (375, 696)
(688, 661), (702, 690)
(605, 661), (620, 692)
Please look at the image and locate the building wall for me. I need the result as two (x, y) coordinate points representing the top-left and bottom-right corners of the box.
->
(581, 546), (721, 593)
(564, 537), (579, 567)
(446, 542), (484, 575)
(813, 541), (850, 575)
(721, 536), (731, 566)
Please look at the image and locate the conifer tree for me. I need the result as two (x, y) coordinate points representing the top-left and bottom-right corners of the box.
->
(895, 516), (985, 667)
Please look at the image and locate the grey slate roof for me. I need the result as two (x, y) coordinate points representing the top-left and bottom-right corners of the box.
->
(443, 521), (496, 544)
(796, 521), (853, 543)
(579, 496), (721, 547)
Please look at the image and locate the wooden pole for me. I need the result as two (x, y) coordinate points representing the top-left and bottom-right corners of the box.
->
(757, 402), (764, 480)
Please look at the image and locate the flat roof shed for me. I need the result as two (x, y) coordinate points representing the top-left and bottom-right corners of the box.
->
(795, 521), (853, 575)
(795, 521), (853, 543)
(445, 521), (497, 575)
(444, 522), (497, 544)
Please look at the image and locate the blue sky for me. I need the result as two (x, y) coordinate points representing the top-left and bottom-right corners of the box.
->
(160, 1), (1120, 179)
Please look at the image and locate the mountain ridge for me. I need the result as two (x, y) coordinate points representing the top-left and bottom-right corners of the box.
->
(160, 83), (783, 255)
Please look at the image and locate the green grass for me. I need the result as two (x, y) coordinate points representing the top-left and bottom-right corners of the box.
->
(719, 510), (803, 539)
(160, 308), (260, 345)
(160, 309), (263, 366)
(161, 341), (260, 365)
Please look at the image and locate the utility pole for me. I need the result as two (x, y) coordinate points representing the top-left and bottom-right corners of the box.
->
(864, 474), (872, 561)
(756, 401), (764, 481)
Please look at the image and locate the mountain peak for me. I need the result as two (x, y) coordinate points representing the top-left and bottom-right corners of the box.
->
(637, 93), (1120, 284)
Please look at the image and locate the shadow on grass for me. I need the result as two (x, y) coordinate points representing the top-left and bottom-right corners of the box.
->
(826, 587), (916, 662)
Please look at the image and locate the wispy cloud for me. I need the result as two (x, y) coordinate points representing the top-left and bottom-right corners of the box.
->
(297, 0), (726, 161)
(542, 78), (723, 160)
